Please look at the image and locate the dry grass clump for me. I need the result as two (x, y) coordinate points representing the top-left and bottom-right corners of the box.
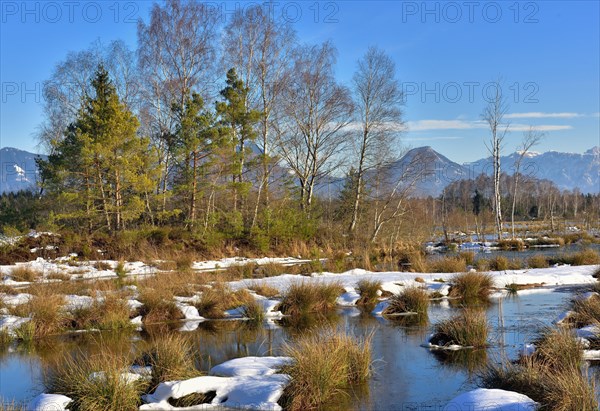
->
(242, 300), (266, 323)
(430, 309), (488, 348)
(46, 271), (72, 281)
(459, 251), (476, 266)
(383, 287), (429, 316)
(247, 283), (280, 298)
(498, 239), (526, 250)
(448, 271), (494, 303)
(137, 287), (183, 325)
(12, 289), (67, 338)
(396, 246), (428, 272)
(487, 256), (509, 271)
(530, 327), (583, 370)
(9, 266), (42, 282)
(194, 284), (254, 319)
(69, 293), (133, 331)
(427, 256), (467, 273)
(280, 331), (372, 411)
(571, 249), (600, 266)
(93, 261), (112, 271)
(482, 328), (596, 411)
(569, 294), (600, 328)
(527, 254), (550, 269)
(223, 263), (259, 280)
(356, 279), (382, 307)
(139, 333), (200, 392)
(279, 282), (343, 316)
(254, 262), (288, 278)
(45, 351), (145, 411)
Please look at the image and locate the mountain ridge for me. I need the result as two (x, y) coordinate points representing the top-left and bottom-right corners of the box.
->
(1, 145), (598, 195)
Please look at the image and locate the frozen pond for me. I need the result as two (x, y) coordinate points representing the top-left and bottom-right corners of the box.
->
(0, 285), (591, 409)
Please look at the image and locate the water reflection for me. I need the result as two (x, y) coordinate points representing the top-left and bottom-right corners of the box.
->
(0, 287), (594, 409)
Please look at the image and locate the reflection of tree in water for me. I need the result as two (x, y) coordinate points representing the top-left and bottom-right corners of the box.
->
(277, 312), (342, 336)
(385, 313), (429, 331)
(429, 348), (488, 376)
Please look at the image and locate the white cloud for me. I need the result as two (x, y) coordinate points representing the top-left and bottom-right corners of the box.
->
(407, 119), (487, 131)
(404, 136), (463, 141)
(505, 112), (583, 119)
(406, 119), (572, 132)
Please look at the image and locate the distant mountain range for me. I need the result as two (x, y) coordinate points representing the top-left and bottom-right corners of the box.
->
(1, 145), (598, 196)
(0, 147), (46, 194)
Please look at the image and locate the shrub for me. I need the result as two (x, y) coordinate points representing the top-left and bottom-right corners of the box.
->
(449, 272), (494, 303)
(383, 287), (429, 316)
(9, 266), (41, 282)
(430, 309), (488, 348)
(279, 282), (343, 316)
(46, 351), (145, 411)
(115, 261), (128, 278)
(280, 331), (372, 410)
(356, 279), (382, 307)
(527, 254), (549, 269)
(427, 257), (467, 273)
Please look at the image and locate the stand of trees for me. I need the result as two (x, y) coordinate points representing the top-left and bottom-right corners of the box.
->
(2, 0), (597, 253)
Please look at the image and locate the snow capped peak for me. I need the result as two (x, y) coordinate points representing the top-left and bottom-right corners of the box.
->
(516, 150), (541, 158)
(584, 146), (599, 156)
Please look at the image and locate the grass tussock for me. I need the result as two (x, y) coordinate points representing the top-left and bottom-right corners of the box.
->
(242, 300), (265, 323)
(569, 294), (600, 328)
(527, 254), (550, 269)
(530, 327), (583, 370)
(69, 293), (133, 331)
(139, 333), (200, 391)
(571, 249), (600, 266)
(280, 331), (372, 411)
(449, 271), (494, 302)
(9, 266), (42, 282)
(45, 351), (145, 411)
(383, 287), (429, 316)
(430, 309), (488, 348)
(356, 279), (382, 307)
(482, 328), (596, 411)
(247, 283), (280, 298)
(428, 256), (467, 273)
(194, 285), (254, 319)
(12, 289), (67, 338)
(279, 281), (343, 316)
(137, 287), (183, 325)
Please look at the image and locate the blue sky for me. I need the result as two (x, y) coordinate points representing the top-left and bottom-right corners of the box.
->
(1, 0), (599, 163)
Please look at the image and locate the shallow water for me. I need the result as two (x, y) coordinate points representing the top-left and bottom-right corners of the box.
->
(0, 286), (591, 408)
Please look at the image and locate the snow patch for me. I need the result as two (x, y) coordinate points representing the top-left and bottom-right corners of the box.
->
(447, 388), (538, 410)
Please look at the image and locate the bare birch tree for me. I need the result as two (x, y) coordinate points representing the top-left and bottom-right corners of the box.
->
(221, 5), (296, 227)
(276, 42), (354, 211)
(482, 81), (509, 240)
(511, 126), (544, 238)
(349, 46), (404, 234)
(137, 0), (219, 213)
